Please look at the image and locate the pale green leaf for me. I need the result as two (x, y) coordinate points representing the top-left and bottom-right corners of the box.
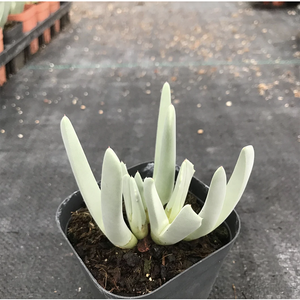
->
(185, 166), (227, 240)
(153, 82), (171, 180)
(10, 2), (25, 14)
(134, 171), (147, 211)
(0, 3), (10, 28)
(165, 159), (195, 222)
(129, 177), (148, 240)
(154, 104), (176, 205)
(213, 145), (255, 229)
(158, 205), (202, 245)
(60, 116), (105, 233)
(101, 148), (137, 249)
(144, 178), (169, 240)
(120, 161), (128, 177)
(122, 174), (132, 223)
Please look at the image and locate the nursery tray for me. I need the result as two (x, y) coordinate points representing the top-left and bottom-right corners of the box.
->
(0, 2), (72, 67)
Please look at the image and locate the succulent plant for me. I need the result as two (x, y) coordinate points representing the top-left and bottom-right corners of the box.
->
(0, 2), (11, 29)
(10, 2), (25, 15)
(61, 82), (254, 249)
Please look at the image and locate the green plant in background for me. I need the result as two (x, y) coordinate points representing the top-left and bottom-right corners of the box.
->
(61, 82), (255, 249)
(0, 2), (10, 29)
(9, 2), (25, 15)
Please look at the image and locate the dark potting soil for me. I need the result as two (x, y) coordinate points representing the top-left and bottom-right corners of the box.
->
(67, 193), (230, 297)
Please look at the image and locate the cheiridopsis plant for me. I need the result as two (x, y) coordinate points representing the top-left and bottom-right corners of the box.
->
(0, 2), (11, 29)
(10, 2), (25, 14)
(61, 82), (254, 249)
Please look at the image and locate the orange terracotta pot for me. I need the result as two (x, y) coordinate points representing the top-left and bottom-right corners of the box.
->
(0, 28), (7, 86)
(49, 1), (60, 34)
(25, 2), (51, 44)
(7, 5), (39, 54)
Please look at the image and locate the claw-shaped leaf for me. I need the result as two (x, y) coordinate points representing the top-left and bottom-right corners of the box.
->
(213, 145), (255, 229)
(129, 177), (148, 239)
(185, 166), (227, 240)
(144, 178), (170, 243)
(134, 171), (147, 211)
(123, 174), (148, 239)
(159, 205), (202, 245)
(165, 159), (195, 222)
(60, 116), (105, 233)
(123, 174), (132, 223)
(153, 82), (171, 180)
(120, 161), (129, 177)
(154, 104), (176, 205)
(101, 148), (137, 249)
(144, 178), (202, 245)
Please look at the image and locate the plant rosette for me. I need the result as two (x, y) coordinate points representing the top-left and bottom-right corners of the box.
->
(57, 82), (254, 298)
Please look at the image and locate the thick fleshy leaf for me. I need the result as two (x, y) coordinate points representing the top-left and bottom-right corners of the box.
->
(213, 145), (255, 229)
(101, 148), (137, 249)
(60, 116), (105, 233)
(10, 2), (25, 14)
(123, 174), (132, 223)
(129, 177), (148, 239)
(134, 171), (147, 211)
(120, 161), (129, 177)
(185, 166), (227, 240)
(144, 178), (202, 245)
(144, 178), (169, 240)
(158, 205), (202, 245)
(153, 82), (171, 180)
(165, 159), (195, 222)
(154, 104), (176, 205)
(0, 3), (10, 29)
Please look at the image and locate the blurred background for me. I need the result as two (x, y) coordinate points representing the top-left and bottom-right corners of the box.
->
(0, 1), (299, 299)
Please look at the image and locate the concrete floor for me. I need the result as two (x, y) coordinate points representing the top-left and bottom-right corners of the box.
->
(0, 2), (299, 298)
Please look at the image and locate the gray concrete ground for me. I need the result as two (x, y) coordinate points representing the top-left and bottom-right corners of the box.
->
(0, 2), (300, 298)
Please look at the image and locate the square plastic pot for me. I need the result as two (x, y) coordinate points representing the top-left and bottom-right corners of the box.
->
(3, 22), (25, 77)
(56, 162), (241, 299)
(3, 21), (23, 45)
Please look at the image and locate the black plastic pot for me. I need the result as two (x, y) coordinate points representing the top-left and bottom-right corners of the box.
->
(3, 22), (25, 77)
(3, 22), (23, 45)
(56, 162), (241, 299)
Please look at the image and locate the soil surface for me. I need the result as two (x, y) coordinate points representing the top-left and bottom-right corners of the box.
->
(67, 193), (230, 297)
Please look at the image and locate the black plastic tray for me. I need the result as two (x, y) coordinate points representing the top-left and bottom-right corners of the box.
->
(0, 2), (72, 67)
